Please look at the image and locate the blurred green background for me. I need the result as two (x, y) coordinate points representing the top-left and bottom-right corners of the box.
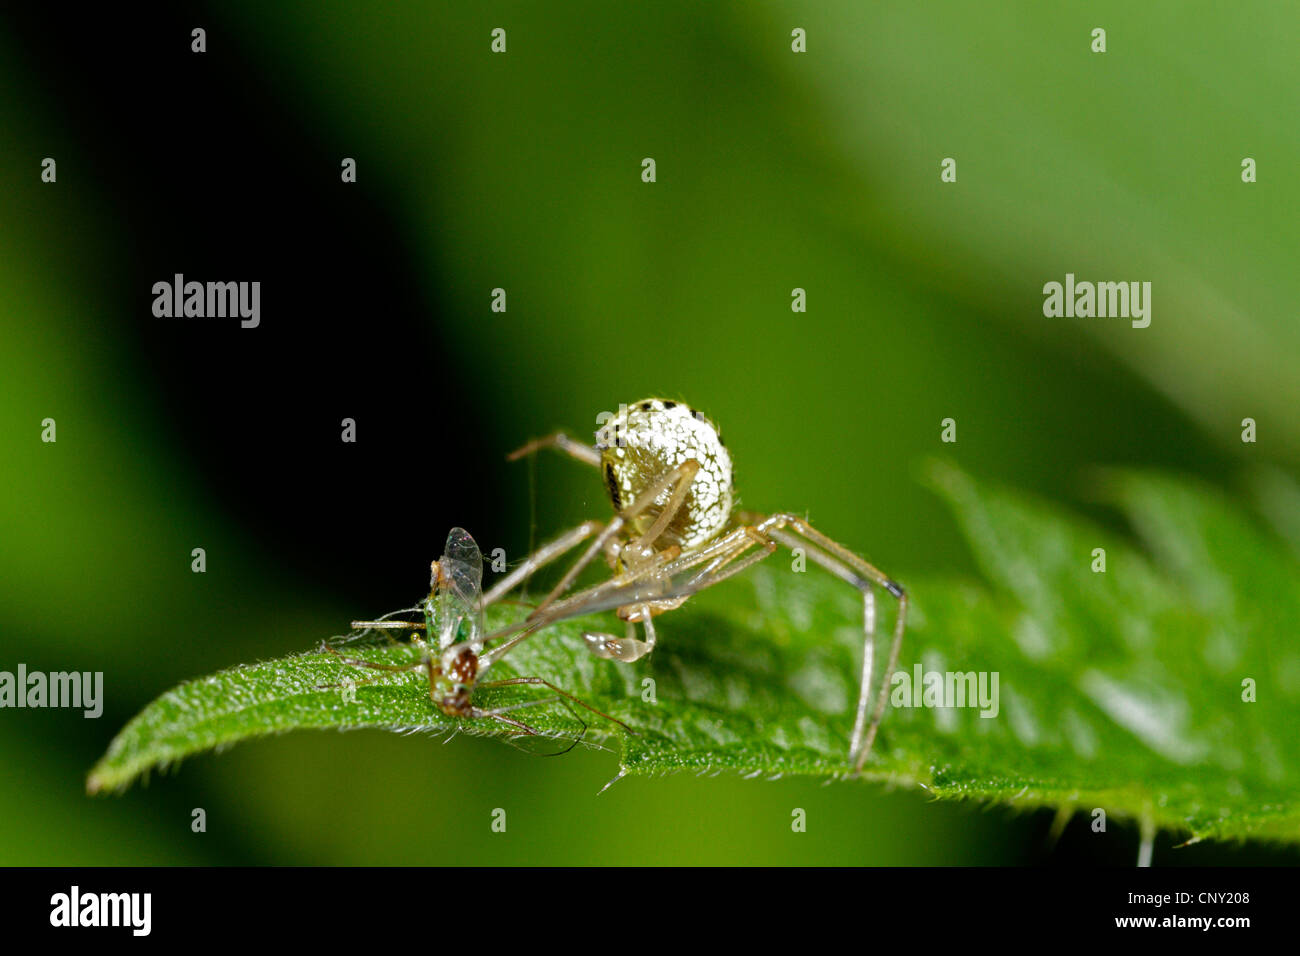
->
(2, 1), (1297, 864)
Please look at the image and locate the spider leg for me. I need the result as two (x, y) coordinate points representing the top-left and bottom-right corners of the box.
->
(481, 520), (604, 606)
(540, 542), (680, 618)
(660, 532), (779, 593)
(624, 459), (699, 559)
(527, 458), (702, 622)
(478, 543), (684, 666)
(582, 530), (777, 662)
(479, 522), (764, 669)
(662, 525), (771, 583)
(506, 431), (601, 467)
(749, 513), (908, 773)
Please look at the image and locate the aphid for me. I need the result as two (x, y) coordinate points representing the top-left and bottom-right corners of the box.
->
(429, 526), (486, 649)
(335, 398), (907, 772)
(329, 528), (630, 740)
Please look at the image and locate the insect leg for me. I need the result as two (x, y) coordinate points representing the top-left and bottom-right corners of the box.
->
(472, 699), (595, 757)
(483, 712), (543, 735)
(479, 676), (638, 735)
(494, 704), (589, 757)
(317, 644), (431, 696)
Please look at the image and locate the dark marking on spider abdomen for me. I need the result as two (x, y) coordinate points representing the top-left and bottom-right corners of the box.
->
(604, 461), (622, 511)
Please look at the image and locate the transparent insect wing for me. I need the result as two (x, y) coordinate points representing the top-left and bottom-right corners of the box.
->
(436, 527), (485, 649)
(441, 527), (484, 581)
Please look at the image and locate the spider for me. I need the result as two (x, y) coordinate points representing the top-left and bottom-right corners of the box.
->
(331, 398), (907, 772)
(481, 397), (908, 772)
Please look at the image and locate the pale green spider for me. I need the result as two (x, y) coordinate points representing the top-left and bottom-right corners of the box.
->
(474, 397), (909, 772)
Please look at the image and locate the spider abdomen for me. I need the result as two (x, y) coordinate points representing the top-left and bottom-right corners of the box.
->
(594, 398), (733, 549)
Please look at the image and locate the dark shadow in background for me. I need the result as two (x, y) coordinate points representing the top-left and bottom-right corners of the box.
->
(4, 6), (507, 611)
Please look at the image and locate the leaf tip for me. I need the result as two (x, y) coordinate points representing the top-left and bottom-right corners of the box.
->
(86, 759), (131, 797)
(85, 771), (107, 797)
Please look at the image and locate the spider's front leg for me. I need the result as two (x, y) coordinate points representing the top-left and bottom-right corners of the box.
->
(568, 457), (717, 663)
(476, 459), (705, 666)
(581, 526), (778, 663)
(530, 457), (703, 621)
(481, 520), (605, 607)
(744, 512), (908, 773)
(481, 430), (606, 609)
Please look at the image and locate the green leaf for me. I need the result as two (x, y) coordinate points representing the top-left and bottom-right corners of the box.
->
(88, 465), (1300, 845)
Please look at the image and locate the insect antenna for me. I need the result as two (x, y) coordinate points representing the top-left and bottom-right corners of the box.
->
(313, 673), (401, 694)
(318, 642), (428, 674)
(336, 605), (430, 648)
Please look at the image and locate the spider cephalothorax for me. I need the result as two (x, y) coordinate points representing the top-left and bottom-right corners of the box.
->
(594, 398), (733, 551)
